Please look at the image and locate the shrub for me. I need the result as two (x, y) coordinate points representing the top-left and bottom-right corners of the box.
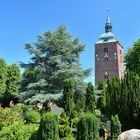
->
(25, 109), (40, 124)
(0, 121), (38, 140)
(77, 113), (99, 140)
(38, 112), (59, 140)
(111, 115), (121, 140)
(59, 112), (72, 138)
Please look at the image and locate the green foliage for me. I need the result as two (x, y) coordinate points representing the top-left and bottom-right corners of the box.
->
(63, 80), (75, 116)
(0, 105), (21, 129)
(20, 68), (37, 92)
(38, 112), (59, 140)
(3, 64), (20, 106)
(125, 38), (140, 75)
(85, 82), (96, 113)
(0, 59), (20, 106)
(0, 59), (7, 101)
(61, 135), (75, 140)
(0, 103), (38, 140)
(74, 82), (86, 113)
(111, 115), (121, 140)
(25, 109), (40, 124)
(72, 117), (79, 128)
(0, 121), (38, 140)
(106, 72), (140, 130)
(77, 113), (99, 140)
(97, 80), (106, 90)
(20, 26), (91, 104)
(97, 80), (106, 113)
(95, 109), (101, 118)
(59, 112), (72, 138)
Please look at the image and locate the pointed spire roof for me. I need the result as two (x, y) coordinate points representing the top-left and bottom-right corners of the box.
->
(106, 16), (111, 24)
(96, 15), (118, 44)
(105, 15), (112, 32)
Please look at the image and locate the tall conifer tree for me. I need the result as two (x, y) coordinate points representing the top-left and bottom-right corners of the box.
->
(85, 82), (95, 113)
(20, 26), (91, 104)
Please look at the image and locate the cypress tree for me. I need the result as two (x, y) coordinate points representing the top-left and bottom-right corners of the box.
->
(97, 80), (106, 113)
(111, 115), (121, 140)
(63, 79), (75, 116)
(106, 72), (140, 130)
(77, 113), (99, 140)
(38, 113), (59, 140)
(85, 82), (95, 113)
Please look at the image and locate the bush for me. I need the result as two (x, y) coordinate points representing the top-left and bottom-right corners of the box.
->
(59, 112), (72, 138)
(25, 109), (40, 124)
(72, 117), (79, 128)
(38, 112), (59, 140)
(61, 135), (75, 140)
(0, 121), (38, 140)
(111, 115), (121, 140)
(0, 104), (23, 129)
(77, 113), (99, 140)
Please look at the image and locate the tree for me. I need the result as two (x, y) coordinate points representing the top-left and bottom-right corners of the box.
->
(111, 115), (121, 140)
(74, 81), (86, 113)
(77, 113), (99, 140)
(0, 59), (7, 102)
(97, 80), (106, 113)
(85, 82), (96, 113)
(63, 80), (75, 117)
(20, 26), (91, 104)
(125, 38), (140, 75)
(38, 112), (59, 140)
(106, 72), (140, 130)
(59, 112), (72, 138)
(0, 59), (20, 106)
(3, 64), (20, 106)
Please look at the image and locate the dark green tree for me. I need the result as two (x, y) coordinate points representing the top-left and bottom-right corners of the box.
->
(125, 38), (140, 75)
(106, 72), (140, 130)
(97, 80), (106, 90)
(3, 64), (20, 106)
(38, 112), (59, 140)
(77, 113), (99, 140)
(0, 59), (20, 106)
(20, 26), (91, 104)
(85, 82), (96, 113)
(59, 112), (72, 138)
(97, 80), (106, 113)
(0, 59), (7, 102)
(111, 115), (121, 140)
(74, 82), (86, 113)
(63, 80), (75, 117)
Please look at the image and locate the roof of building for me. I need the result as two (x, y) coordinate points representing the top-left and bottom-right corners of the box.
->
(96, 32), (118, 44)
(95, 16), (118, 44)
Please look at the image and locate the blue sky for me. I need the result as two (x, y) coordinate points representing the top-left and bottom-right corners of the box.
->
(0, 0), (140, 83)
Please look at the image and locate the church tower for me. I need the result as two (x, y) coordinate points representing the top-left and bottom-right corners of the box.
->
(95, 16), (125, 85)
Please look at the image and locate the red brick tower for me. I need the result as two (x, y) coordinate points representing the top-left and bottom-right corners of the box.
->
(95, 16), (125, 85)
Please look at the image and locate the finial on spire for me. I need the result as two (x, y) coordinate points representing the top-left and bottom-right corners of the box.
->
(105, 8), (112, 33)
(106, 8), (109, 14)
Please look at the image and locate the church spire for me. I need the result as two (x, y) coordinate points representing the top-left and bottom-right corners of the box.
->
(105, 15), (112, 33)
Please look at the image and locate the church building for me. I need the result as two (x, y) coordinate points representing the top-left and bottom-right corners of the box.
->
(95, 16), (125, 85)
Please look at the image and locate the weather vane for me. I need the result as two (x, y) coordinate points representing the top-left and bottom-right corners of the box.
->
(106, 7), (110, 15)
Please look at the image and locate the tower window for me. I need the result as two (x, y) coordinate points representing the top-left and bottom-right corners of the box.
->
(104, 47), (108, 52)
(104, 54), (109, 61)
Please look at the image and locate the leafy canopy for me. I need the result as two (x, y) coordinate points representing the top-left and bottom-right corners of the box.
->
(125, 38), (140, 75)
